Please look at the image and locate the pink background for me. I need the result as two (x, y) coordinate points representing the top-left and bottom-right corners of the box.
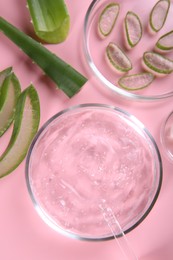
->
(0, 0), (173, 259)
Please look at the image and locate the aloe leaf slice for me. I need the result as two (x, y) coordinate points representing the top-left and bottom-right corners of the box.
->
(155, 30), (173, 52)
(143, 51), (173, 76)
(0, 73), (21, 137)
(106, 42), (132, 73)
(98, 3), (120, 37)
(27, 0), (70, 44)
(0, 17), (87, 98)
(0, 85), (40, 178)
(0, 67), (12, 87)
(118, 72), (155, 90)
(124, 11), (142, 49)
(149, 0), (170, 33)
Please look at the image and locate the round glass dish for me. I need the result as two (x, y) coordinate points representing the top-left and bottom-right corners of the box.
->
(25, 104), (162, 241)
(83, 0), (173, 101)
(161, 110), (173, 162)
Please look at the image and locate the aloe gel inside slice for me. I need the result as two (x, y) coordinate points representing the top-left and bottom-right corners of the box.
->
(118, 73), (154, 90)
(143, 51), (173, 75)
(149, 0), (170, 32)
(106, 42), (132, 73)
(98, 3), (120, 37)
(125, 11), (142, 48)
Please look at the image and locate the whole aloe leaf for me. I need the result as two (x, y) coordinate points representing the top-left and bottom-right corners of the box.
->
(0, 17), (87, 97)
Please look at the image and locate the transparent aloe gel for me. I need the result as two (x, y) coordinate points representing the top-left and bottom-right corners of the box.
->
(26, 105), (162, 245)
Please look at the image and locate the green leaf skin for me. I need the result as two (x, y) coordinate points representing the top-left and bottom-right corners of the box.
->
(0, 17), (87, 98)
(0, 85), (40, 178)
(0, 73), (21, 136)
(27, 0), (70, 44)
(0, 67), (12, 88)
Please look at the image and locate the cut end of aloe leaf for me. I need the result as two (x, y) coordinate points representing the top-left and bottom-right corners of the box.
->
(155, 30), (173, 52)
(35, 17), (70, 44)
(106, 42), (132, 73)
(27, 0), (70, 44)
(98, 2), (120, 37)
(118, 72), (155, 90)
(124, 11), (142, 49)
(0, 85), (40, 178)
(0, 72), (21, 137)
(149, 0), (170, 33)
(143, 51), (173, 76)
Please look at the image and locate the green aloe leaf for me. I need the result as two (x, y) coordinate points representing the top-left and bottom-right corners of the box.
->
(0, 67), (12, 87)
(0, 17), (87, 98)
(0, 85), (40, 178)
(27, 0), (70, 44)
(0, 72), (21, 136)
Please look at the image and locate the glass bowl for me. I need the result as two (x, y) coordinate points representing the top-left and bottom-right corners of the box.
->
(25, 104), (162, 241)
(161, 110), (173, 162)
(83, 0), (173, 101)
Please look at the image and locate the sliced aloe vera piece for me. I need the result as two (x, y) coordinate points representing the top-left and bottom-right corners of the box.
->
(155, 30), (173, 52)
(0, 85), (40, 178)
(149, 0), (170, 33)
(0, 73), (21, 137)
(0, 17), (87, 98)
(27, 0), (70, 44)
(0, 67), (12, 87)
(106, 42), (132, 73)
(143, 51), (173, 76)
(118, 72), (154, 90)
(124, 11), (142, 49)
(98, 2), (120, 37)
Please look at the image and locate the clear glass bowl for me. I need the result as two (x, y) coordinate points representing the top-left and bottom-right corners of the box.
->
(161, 110), (173, 162)
(83, 0), (173, 101)
(25, 104), (162, 241)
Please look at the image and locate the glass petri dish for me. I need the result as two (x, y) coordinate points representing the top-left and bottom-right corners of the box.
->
(83, 0), (173, 101)
(25, 104), (162, 241)
(161, 110), (173, 162)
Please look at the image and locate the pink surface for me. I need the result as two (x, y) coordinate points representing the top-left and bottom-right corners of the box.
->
(0, 0), (173, 260)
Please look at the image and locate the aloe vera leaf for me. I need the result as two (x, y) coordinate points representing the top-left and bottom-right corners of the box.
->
(156, 30), (173, 51)
(143, 51), (173, 75)
(0, 67), (12, 88)
(106, 42), (132, 73)
(149, 0), (170, 33)
(0, 73), (21, 137)
(27, 0), (70, 44)
(0, 85), (40, 178)
(118, 72), (154, 90)
(0, 17), (87, 98)
(124, 11), (142, 49)
(98, 3), (120, 37)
